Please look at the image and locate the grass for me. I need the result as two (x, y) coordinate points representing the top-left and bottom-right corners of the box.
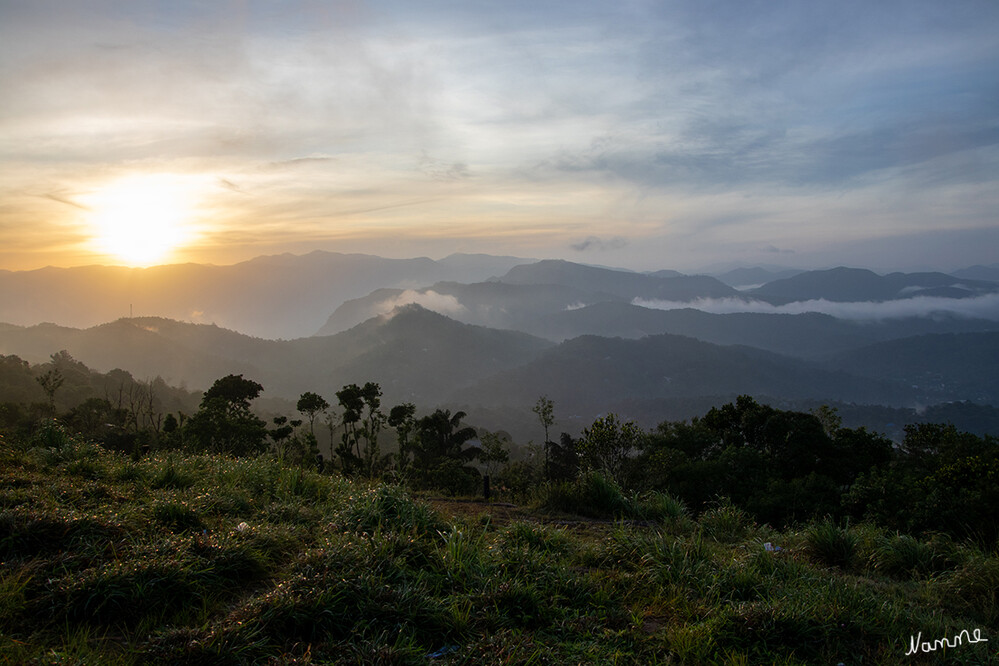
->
(1, 437), (997, 664)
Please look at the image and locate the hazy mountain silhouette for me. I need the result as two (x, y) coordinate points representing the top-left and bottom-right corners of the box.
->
(316, 280), (622, 336)
(748, 267), (999, 304)
(952, 263), (999, 283)
(714, 267), (805, 288)
(4, 251), (998, 441)
(525, 301), (999, 354)
(827, 332), (999, 403)
(0, 306), (553, 407)
(454, 333), (919, 419)
(498, 259), (739, 301)
(0, 251), (533, 340)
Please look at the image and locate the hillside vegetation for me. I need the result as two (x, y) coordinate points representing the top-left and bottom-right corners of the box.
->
(2, 348), (998, 663)
(2, 434), (997, 664)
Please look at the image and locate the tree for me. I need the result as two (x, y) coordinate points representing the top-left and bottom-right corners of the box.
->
(548, 432), (579, 482)
(270, 415), (295, 456)
(577, 413), (642, 486)
(478, 429), (511, 479)
(35, 369), (64, 413)
(296, 392), (329, 438)
(533, 395), (555, 478)
(413, 408), (481, 493)
(811, 404), (842, 436)
(335, 382), (385, 477)
(185, 374), (268, 456)
(388, 402), (417, 477)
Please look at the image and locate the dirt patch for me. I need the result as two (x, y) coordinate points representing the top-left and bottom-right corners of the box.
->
(427, 498), (526, 525)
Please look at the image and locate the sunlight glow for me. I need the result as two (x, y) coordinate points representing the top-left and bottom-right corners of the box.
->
(83, 174), (202, 266)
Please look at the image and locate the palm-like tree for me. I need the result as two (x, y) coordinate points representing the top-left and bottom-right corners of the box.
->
(413, 408), (480, 471)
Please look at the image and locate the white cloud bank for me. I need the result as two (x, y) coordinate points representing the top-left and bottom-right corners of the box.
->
(633, 293), (999, 321)
(378, 290), (466, 317)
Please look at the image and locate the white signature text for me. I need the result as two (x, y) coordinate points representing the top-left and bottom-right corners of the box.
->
(906, 629), (988, 655)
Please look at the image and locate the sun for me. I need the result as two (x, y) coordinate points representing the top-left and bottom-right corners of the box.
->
(84, 174), (201, 266)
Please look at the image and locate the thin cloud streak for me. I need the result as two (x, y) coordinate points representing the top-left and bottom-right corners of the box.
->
(634, 294), (999, 322)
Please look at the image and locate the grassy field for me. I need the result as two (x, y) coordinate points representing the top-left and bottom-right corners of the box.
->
(1, 435), (996, 664)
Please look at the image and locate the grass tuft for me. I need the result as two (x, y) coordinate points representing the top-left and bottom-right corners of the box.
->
(803, 519), (858, 570)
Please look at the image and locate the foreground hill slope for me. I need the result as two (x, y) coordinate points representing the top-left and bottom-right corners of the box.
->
(2, 441), (995, 664)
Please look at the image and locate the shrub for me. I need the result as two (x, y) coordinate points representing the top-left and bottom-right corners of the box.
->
(804, 519), (857, 570)
(339, 485), (444, 536)
(869, 534), (935, 579)
(634, 490), (689, 524)
(540, 471), (630, 519)
(935, 553), (999, 626)
(700, 500), (754, 543)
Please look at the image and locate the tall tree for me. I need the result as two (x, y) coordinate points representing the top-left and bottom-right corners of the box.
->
(478, 429), (511, 479)
(335, 382), (385, 477)
(532, 395), (556, 479)
(577, 413), (642, 486)
(296, 392), (329, 438)
(35, 369), (64, 413)
(388, 402), (417, 477)
(185, 374), (268, 456)
(413, 408), (481, 492)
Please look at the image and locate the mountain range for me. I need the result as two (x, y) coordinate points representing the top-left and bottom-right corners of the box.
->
(2, 252), (998, 440)
(0, 252), (533, 340)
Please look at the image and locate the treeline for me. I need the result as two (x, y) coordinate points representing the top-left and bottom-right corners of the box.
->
(0, 351), (200, 452)
(528, 396), (998, 545)
(2, 353), (996, 544)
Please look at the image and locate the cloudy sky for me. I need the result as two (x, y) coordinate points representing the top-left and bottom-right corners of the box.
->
(1, 0), (997, 272)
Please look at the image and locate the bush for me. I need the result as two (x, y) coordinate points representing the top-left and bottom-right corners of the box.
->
(804, 519), (857, 570)
(634, 490), (689, 524)
(339, 485), (444, 536)
(869, 534), (935, 579)
(700, 500), (754, 543)
(935, 552), (999, 626)
(540, 471), (630, 519)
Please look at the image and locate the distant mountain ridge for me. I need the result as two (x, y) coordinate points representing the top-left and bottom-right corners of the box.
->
(952, 263), (999, 283)
(0, 307), (554, 407)
(3, 252), (995, 343)
(2, 304), (996, 441)
(714, 267), (805, 288)
(748, 267), (999, 304)
(454, 332), (918, 418)
(0, 251), (535, 340)
(498, 259), (739, 301)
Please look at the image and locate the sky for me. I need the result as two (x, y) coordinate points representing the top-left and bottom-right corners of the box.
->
(1, 0), (998, 273)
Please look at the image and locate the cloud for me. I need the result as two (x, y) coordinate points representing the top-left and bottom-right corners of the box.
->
(419, 152), (472, 181)
(40, 192), (91, 211)
(571, 236), (628, 252)
(378, 290), (466, 317)
(633, 293), (999, 321)
(217, 178), (244, 193)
